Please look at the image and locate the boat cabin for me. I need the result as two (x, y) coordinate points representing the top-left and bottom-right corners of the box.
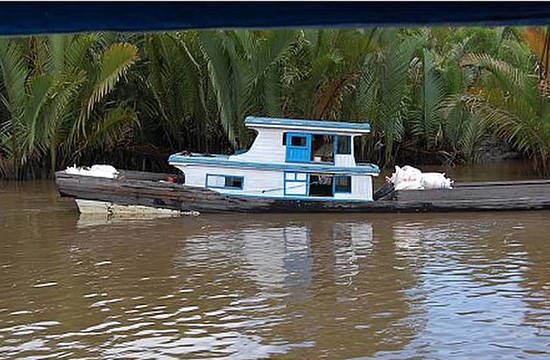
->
(168, 117), (379, 202)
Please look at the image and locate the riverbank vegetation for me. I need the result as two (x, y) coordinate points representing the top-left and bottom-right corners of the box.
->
(0, 27), (549, 179)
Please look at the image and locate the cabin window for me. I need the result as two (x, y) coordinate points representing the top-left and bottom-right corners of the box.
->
(309, 174), (333, 197)
(311, 134), (335, 163)
(291, 136), (307, 147)
(285, 172), (296, 181)
(334, 176), (352, 193)
(284, 172), (308, 196)
(282, 132), (288, 145)
(337, 136), (351, 155)
(225, 176), (243, 189)
(206, 174), (244, 190)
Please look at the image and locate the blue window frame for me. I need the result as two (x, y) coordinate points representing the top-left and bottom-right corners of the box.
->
(334, 175), (352, 193)
(206, 174), (244, 190)
(284, 171), (309, 197)
(285, 132), (312, 163)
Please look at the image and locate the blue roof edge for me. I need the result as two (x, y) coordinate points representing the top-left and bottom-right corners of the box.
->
(168, 153), (380, 175)
(245, 116), (371, 132)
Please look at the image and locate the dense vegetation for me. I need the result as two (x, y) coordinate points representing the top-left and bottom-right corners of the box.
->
(1, 27), (549, 179)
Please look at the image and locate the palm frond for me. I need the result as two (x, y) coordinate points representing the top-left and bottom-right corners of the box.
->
(378, 36), (419, 161)
(0, 38), (28, 115)
(65, 34), (97, 70)
(82, 106), (138, 151)
(199, 31), (237, 144)
(411, 48), (445, 147)
(85, 43), (138, 119)
(21, 74), (56, 155)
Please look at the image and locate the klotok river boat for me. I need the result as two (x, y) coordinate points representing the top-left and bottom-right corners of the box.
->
(55, 117), (550, 215)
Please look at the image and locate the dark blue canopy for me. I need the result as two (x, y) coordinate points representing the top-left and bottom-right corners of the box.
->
(1, 2), (549, 35)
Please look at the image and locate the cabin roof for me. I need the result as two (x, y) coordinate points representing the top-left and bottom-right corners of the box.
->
(245, 116), (371, 134)
(169, 153), (380, 175)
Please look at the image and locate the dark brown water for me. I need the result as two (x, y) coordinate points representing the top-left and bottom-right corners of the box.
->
(1, 164), (550, 359)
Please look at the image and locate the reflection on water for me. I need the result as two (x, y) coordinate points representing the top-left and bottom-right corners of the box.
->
(1, 181), (550, 358)
(182, 225), (312, 293)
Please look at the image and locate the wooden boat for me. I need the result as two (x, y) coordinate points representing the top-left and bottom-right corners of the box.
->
(56, 171), (550, 213)
(55, 117), (550, 214)
(55, 169), (550, 214)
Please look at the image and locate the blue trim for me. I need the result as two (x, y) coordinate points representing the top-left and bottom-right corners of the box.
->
(286, 132), (312, 163)
(283, 172), (288, 197)
(245, 116), (371, 132)
(206, 173), (244, 190)
(283, 171), (309, 197)
(169, 154), (380, 175)
(283, 171), (296, 197)
(334, 175), (352, 194)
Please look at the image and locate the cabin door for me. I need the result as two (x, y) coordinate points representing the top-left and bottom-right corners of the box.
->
(286, 133), (311, 163)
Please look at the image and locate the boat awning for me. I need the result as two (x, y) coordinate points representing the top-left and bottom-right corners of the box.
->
(245, 117), (371, 135)
(0, 3), (550, 36)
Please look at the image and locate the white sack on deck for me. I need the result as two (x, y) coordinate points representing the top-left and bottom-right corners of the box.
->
(420, 172), (453, 190)
(390, 165), (453, 190)
(391, 165), (423, 190)
(65, 164), (119, 179)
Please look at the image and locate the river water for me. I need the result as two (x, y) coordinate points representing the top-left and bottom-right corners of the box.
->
(1, 163), (550, 359)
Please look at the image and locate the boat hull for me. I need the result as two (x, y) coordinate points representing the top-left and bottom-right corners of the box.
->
(55, 170), (550, 214)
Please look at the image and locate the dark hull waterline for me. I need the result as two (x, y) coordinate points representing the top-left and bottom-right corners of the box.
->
(55, 170), (550, 214)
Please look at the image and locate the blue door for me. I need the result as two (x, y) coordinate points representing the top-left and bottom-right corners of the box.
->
(286, 133), (311, 163)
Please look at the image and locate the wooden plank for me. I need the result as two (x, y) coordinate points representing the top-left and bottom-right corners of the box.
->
(454, 179), (550, 187)
(396, 183), (550, 201)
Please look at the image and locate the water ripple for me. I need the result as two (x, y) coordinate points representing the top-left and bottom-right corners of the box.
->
(2, 186), (550, 358)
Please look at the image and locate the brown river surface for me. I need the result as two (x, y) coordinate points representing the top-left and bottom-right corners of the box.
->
(1, 162), (550, 359)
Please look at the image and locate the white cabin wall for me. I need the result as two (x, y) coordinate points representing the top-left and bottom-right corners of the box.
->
(334, 135), (356, 167)
(333, 175), (373, 201)
(172, 126), (377, 201)
(334, 154), (356, 167)
(177, 164), (374, 201)
(176, 165), (203, 187)
(224, 128), (368, 169)
(174, 165), (285, 197)
(360, 176), (373, 201)
(230, 128), (286, 164)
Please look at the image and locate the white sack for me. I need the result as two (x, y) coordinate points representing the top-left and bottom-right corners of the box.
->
(420, 172), (453, 190)
(65, 164), (119, 179)
(392, 165), (424, 191)
(389, 165), (453, 190)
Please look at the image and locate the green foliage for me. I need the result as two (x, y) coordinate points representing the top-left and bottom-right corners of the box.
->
(0, 26), (548, 179)
(0, 34), (139, 178)
(462, 49), (550, 172)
